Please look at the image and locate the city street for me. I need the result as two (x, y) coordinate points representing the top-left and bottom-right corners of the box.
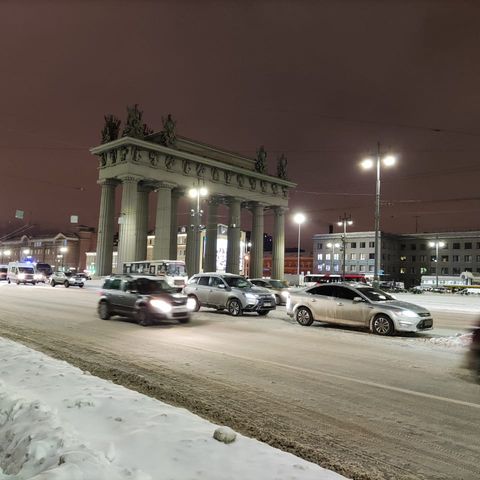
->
(0, 282), (479, 480)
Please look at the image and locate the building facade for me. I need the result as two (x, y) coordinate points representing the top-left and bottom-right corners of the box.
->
(313, 230), (480, 287)
(0, 227), (96, 272)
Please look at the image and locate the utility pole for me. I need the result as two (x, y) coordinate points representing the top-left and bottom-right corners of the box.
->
(337, 213), (353, 280)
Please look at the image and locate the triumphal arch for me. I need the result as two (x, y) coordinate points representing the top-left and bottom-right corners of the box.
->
(90, 105), (296, 278)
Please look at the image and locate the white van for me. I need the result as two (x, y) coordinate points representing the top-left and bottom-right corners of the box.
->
(7, 262), (39, 285)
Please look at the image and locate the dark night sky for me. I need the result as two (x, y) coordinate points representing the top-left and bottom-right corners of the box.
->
(2, 0), (480, 250)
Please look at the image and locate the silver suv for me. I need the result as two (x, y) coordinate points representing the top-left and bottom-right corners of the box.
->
(183, 273), (276, 316)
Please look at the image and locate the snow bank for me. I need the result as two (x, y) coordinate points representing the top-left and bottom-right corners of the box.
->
(0, 338), (347, 480)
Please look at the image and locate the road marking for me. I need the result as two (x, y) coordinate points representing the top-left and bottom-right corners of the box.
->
(174, 342), (480, 410)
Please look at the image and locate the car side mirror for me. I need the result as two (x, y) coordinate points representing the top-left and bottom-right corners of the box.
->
(218, 284), (226, 289)
(353, 296), (365, 303)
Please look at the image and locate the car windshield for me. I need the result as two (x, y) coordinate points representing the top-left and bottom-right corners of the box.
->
(356, 287), (395, 302)
(269, 280), (288, 288)
(136, 278), (173, 294)
(19, 267), (34, 274)
(166, 263), (187, 276)
(224, 276), (252, 289)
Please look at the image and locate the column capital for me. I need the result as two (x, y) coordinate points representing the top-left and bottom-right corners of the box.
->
(97, 178), (120, 187)
(224, 196), (242, 207)
(208, 195), (223, 207)
(172, 187), (184, 199)
(154, 181), (177, 191)
(272, 206), (288, 215)
(118, 174), (143, 184)
(244, 201), (267, 212)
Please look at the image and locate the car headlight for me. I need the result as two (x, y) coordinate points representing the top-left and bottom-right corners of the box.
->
(150, 300), (172, 313)
(245, 293), (258, 303)
(399, 310), (418, 318)
(34, 274), (43, 280)
(186, 297), (197, 311)
(18, 273), (26, 280)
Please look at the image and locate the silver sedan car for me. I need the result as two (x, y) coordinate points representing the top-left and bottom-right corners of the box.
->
(286, 282), (433, 335)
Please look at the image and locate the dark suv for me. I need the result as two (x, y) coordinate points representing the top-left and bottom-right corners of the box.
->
(98, 275), (190, 326)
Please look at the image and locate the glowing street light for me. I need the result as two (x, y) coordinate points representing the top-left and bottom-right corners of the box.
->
(293, 213), (306, 277)
(429, 240), (446, 289)
(337, 214), (353, 279)
(360, 143), (396, 287)
(189, 186), (209, 273)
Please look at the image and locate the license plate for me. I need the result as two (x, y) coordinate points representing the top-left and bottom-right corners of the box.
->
(263, 302), (272, 307)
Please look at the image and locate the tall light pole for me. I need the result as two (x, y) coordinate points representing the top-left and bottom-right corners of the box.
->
(429, 240), (445, 288)
(189, 186), (208, 272)
(293, 213), (306, 277)
(59, 246), (68, 270)
(326, 242), (341, 273)
(337, 214), (353, 279)
(361, 143), (396, 287)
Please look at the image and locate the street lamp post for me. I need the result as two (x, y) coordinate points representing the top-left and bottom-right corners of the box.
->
(337, 214), (353, 279)
(59, 246), (68, 270)
(429, 240), (445, 288)
(293, 213), (306, 278)
(361, 143), (396, 287)
(189, 186), (208, 272)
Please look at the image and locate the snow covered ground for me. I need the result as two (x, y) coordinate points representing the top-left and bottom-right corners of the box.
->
(0, 337), (347, 480)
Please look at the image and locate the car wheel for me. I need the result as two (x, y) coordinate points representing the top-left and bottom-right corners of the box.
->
(98, 301), (111, 320)
(79, 283), (84, 288)
(227, 298), (243, 317)
(295, 307), (314, 326)
(178, 316), (190, 324)
(64, 281), (70, 288)
(274, 295), (281, 305)
(7, 279), (10, 284)
(372, 314), (394, 336)
(257, 310), (269, 316)
(136, 306), (151, 326)
(16, 281), (20, 285)
(188, 295), (201, 312)
(51, 280), (56, 287)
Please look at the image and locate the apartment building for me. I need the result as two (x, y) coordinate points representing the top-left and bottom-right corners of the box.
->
(313, 230), (480, 287)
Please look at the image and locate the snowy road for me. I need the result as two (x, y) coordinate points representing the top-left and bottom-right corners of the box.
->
(0, 283), (479, 480)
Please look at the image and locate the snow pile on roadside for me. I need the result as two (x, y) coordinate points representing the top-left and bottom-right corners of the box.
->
(422, 333), (472, 349)
(0, 337), (347, 480)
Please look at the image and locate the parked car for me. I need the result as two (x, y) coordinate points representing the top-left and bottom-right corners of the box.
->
(249, 278), (290, 305)
(98, 275), (190, 326)
(35, 262), (53, 280)
(466, 320), (480, 382)
(50, 271), (85, 288)
(286, 282), (433, 335)
(0, 265), (7, 281)
(183, 273), (276, 316)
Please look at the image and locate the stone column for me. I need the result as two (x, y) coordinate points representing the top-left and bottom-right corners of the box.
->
(169, 189), (182, 260)
(135, 183), (151, 261)
(153, 183), (174, 260)
(204, 197), (220, 272)
(226, 198), (241, 274)
(272, 207), (286, 279)
(95, 179), (117, 276)
(185, 198), (198, 275)
(117, 175), (141, 272)
(250, 203), (264, 278)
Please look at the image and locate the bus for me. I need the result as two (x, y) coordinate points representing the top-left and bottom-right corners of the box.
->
(122, 260), (188, 290)
(303, 274), (368, 287)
